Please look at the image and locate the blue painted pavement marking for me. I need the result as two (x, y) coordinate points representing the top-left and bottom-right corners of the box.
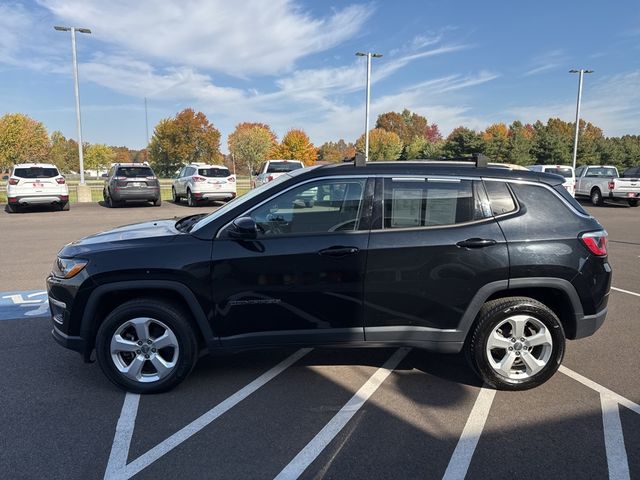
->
(0, 290), (50, 320)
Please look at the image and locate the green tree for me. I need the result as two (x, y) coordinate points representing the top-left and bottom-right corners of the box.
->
(84, 144), (115, 173)
(49, 131), (79, 173)
(0, 113), (50, 171)
(149, 108), (222, 177)
(228, 123), (278, 175)
(506, 121), (534, 165)
(532, 119), (573, 164)
(481, 123), (509, 160)
(272, 129), (317, 165)
(442, 127), (482, 158)
(355, 128), (403, 161)
(317, 139), (356, 163)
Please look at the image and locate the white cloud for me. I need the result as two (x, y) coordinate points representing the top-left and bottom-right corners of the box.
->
(39, 0), (373, 76)
(522, 49), (569, 77)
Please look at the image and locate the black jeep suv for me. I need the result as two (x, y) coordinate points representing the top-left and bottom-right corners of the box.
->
(48, 161), (611, 393)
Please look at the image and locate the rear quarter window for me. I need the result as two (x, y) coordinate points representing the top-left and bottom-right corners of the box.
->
(483, 180), (517, 216)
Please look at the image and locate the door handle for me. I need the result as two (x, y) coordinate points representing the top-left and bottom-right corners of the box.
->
(456, 238), (497, 249)
(318, 246), (359, 257)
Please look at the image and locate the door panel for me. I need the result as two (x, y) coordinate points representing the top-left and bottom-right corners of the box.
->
(364, 178), (509, 341)
(212, 177), (371, 346)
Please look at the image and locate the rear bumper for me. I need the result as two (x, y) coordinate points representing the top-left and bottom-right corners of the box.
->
(198, 191), (236, 200)
(9, 195), (68, 205)
(573, 306), (608, 339)
(112, 187), (159, 201)
(608, 191), (640, 199)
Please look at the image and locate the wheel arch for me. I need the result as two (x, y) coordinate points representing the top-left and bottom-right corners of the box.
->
(80, 280), (217, 360)
(459, 278), (583, 342)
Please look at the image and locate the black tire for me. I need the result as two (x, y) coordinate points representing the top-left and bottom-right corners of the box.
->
(591, 188), (604, 206)
(466, 296), (565, 391)
(187, 189), (196, 207)
(153, 198), (162, 207)
(172, 187), (180, 203)
(106, 193), (114, 208)
(96, 299), (198, 394)
(629, 199), (638, 207)
(6, 203), (19, 213)
(60, 202), (70, 211)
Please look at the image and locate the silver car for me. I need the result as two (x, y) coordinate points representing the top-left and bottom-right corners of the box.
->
(172, 163), (237, 206)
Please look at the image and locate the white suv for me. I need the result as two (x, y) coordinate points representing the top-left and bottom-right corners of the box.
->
(6, 163), (69, 213)
(172, 163), (236, 206)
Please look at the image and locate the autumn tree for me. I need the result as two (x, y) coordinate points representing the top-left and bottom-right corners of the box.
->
(355, 128), (403, 161)
(112, 146), (133, 163)
(228, 123), (277, 175)
(84, 144), (115, 174)
(149, 108), (222, 177)
(49, 131), (79, 173)
(272, 129), (317, 166)
(0, 113), (50, 171)
(481, 123), (509, 160)
(442, 127), (482, 158)
(376, 109), (429, 145)
(317, 139), (356, 163)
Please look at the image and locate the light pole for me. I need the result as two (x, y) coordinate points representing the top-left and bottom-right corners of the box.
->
(54, 25), (91, 184)
(569, 69), (593, 172)
(356, 52), (382, 163)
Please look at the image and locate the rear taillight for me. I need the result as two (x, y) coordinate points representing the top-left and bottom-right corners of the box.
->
(56, 177), (66, 184)
(146, 176), (157, 181)
(8, 177), (19, 185)
(193, 176), (206, 182)
(114, 176), (126, 181)
(227, 176), (236, 183)
(580, 230), (608, 256)
(267, 175), (274, 182)
(608, 180), (615, 190)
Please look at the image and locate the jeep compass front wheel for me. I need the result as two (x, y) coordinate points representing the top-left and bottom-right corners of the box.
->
(96, 299), (198, 393)
(467, 297), (565, 390)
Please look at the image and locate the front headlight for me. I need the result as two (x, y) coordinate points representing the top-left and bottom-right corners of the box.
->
(52, 258), (88, 279)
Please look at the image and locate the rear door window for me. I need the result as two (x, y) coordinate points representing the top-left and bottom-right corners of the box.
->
(199, 167), (230, 177)
(14, 167), (59, 178)
(383, 178), (487, 228)
(543, 167), (573, 178)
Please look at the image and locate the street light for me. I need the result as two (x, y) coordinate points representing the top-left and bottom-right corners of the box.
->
(54, 25), (92, 184)
(356, 52), (382, 163)
(569, 69), (593, 172)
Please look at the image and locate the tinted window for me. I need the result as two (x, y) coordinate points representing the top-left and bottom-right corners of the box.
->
(14, 167), (59, 178)
(484, 181), (517, 216)
(585, 167), (618, 178)
(266, 161), (303, 173)
(553, 185), (589, 215)
(575, 166), (585, 177)
(383, 179), (486, 228)
(199, 167), (230, 177)
(623, 167), (639, 178)
(543, 167), (573, 178)
(249, 178), (366, 236)
(116, 167), (153, 177)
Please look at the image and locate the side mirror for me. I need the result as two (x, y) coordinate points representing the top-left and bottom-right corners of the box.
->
(228, 217), (258, 240)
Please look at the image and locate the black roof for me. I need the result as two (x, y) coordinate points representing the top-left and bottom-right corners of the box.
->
(308, 161), (565, 186)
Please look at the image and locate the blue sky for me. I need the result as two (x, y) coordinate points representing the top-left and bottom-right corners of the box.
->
(1, 0), (639, 152)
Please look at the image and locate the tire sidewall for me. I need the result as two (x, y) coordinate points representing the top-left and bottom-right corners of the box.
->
(472, 301), (565, 390)
(96, 301), (197, 394)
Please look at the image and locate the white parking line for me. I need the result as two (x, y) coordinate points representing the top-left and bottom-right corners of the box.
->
(559, 366), (640, 415)
(611, 286), (640, 298)
(274, 347), (410, 480)
(600, 393), (630, 480)
(107, 348), (312, 480)
(104, 393), (141, 480)
(442, 386), (496, 480)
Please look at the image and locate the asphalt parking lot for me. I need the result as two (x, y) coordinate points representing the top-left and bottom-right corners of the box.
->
(0, 200), (638, 479)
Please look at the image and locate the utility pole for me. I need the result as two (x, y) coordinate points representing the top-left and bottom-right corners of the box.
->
(356, 52), (382, 163)
(569, 69), (593, 172)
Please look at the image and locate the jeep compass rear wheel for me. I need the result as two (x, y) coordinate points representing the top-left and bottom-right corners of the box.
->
(96, 299), (198, 393)
(467, 297), (565, 390)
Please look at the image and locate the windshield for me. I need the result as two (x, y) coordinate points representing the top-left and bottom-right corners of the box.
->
(544, 167), (573, 178)
(266, 161), (303, 173)
(199, 168), (230, 177)
(190, 170), (308, 232)
(14, 167), (59, 178)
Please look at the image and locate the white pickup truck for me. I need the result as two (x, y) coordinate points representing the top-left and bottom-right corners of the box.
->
(252, 159), (304, 188)
(575, 165), (640, 207)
